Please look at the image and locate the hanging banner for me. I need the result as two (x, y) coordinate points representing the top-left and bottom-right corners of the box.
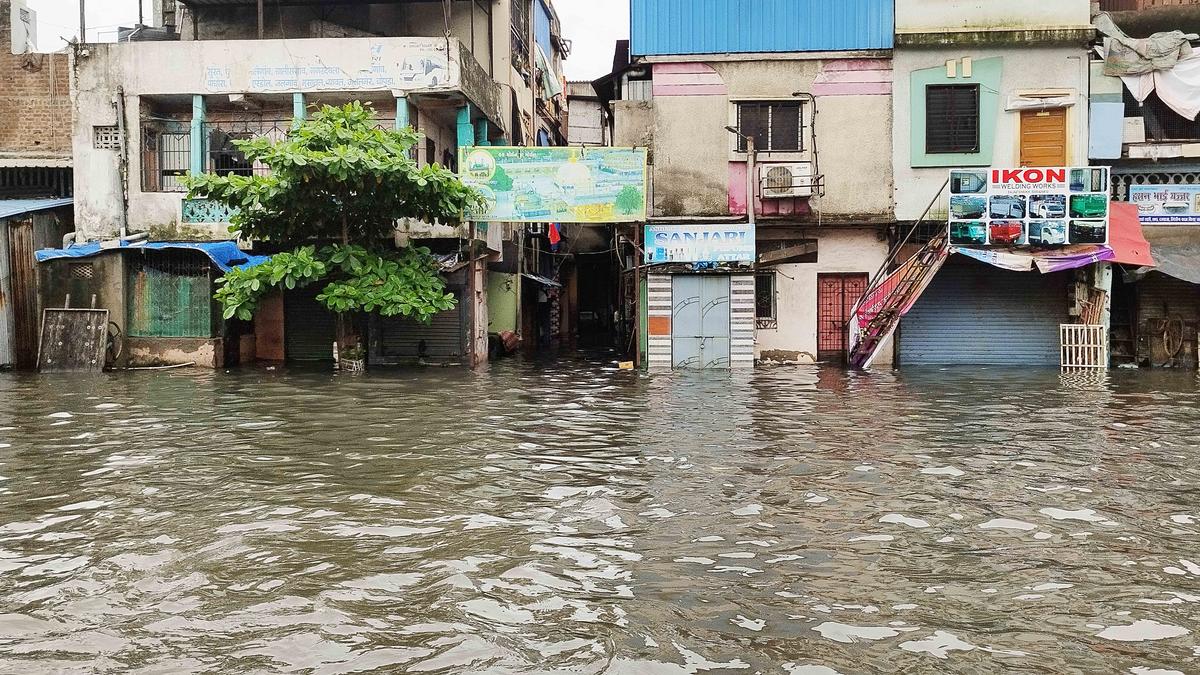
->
(644, 223), (755, 264)
(459, 147), (648, 223)
(1128, 184), (1200, 224)
(948, 167), (1111, 247)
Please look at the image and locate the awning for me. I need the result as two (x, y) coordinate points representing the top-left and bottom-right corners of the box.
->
(35, 240), (269, 273)
(953, 201), (1154, 274)
(1128, 225), (1200, 285)
(0, 197), (73, 220)
(522, 273), (562, 288)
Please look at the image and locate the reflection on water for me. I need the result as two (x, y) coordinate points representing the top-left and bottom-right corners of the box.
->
(0, 361), (1197, 673)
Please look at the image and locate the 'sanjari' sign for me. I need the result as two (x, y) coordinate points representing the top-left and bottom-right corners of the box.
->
(947, 167), (1111, 248)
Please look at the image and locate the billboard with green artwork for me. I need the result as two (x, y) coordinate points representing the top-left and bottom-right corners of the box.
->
(458, 147), (648, 223)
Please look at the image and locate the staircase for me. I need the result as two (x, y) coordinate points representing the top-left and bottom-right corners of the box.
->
(848, 233), (949, 368)
(847, 180), (951, 369)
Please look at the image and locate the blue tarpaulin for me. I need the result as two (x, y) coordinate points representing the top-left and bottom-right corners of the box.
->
(35, 240), (270, 272)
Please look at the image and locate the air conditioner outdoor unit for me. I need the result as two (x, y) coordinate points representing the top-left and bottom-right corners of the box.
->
(760, 162), (814, 199)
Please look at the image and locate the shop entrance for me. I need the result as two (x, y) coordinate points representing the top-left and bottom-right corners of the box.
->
(671, 275), (731, 369)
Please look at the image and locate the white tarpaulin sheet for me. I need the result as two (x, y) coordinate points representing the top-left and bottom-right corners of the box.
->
(1120, 52), (1200, 121)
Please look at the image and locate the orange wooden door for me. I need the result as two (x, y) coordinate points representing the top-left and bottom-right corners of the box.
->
(1020, 108), (1067, 167)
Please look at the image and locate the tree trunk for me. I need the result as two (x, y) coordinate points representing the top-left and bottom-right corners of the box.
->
(336, 213), (357, 357)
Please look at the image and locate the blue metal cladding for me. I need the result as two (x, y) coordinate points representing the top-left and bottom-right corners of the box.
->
(630, 0), (894, 56)
(534, 0), (553, 57)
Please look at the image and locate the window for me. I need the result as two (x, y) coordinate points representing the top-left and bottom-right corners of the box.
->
(1126, 88), (1200, 142)
(926, 84), (980, 153)
(755, 273), (776, 329)
(736, 102), (803, 153)
(141, 126), (190, 192)
(511, 0), (531, 75)
(127, 251), (213, 338)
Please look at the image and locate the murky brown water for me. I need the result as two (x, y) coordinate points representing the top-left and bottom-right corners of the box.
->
(0, 360), (1198, 673)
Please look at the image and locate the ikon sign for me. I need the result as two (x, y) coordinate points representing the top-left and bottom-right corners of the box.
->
(989, 168), (1068, 193)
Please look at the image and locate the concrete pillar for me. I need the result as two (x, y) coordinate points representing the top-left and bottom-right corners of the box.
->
(456, 104), (475, 149)
(292, 93), (306, 126)
(475, 119), (490, 146)
(190, 95), (205, 176)
(395, 95), (409, 130)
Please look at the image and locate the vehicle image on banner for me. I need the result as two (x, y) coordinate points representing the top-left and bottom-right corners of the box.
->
(1070, 194), (1109, 219)
(950, 170), (987, 194)
(950, 196), (986, 220)
(1030, 194), (1066, 219)
(989, 195), (1026, 219)
(1070, 220), (1107, 244)
(1070, 168), (1108, 193)
(949, 221), (986, 246)
(1028, 220), (1068, 246)
(988, 221), (1026, 246)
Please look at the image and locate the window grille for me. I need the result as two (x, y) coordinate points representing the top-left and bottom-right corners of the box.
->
(736, 102), (803, 152)
(755, 272), (777, 330)
(142, 125), (191, 192)
(926, 84), (980, 153)
(126, 251), (213, 338)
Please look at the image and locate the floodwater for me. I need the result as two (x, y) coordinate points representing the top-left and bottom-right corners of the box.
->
(0, 360), (1198, 674)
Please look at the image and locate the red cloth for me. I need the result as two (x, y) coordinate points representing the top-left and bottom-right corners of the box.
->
(548, 223), (561, 246)
(1108, 201), (1156, 267)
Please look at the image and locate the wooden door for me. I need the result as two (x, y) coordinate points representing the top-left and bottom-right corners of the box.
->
(817, 273), (869, 362)
(1020, 108), (1067, 167)
(8, 220), (38, 369)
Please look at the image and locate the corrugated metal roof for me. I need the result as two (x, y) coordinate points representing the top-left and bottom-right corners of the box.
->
(0, 198), (73, 221)
(631, 0), (894, 56)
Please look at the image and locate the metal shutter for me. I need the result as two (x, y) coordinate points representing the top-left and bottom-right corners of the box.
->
(284, 285), (337, 362)
(900, 256), (1069, 366)
(375, 290), (465, 363)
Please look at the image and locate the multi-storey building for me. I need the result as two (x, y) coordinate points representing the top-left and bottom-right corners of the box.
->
(44, 0), (568, 368)
(606, 0), (896, 369)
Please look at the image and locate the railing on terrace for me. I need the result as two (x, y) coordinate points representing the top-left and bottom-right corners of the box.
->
(142, 117), (398, 192)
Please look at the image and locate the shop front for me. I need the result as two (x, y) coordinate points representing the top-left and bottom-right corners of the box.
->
(643, 222), (755, 370)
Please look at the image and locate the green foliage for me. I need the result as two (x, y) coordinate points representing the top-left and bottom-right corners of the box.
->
(615, 185), (644, 214)
(184, 101), (484, 244)
(186, 102), (480, 324)
(215, 244), (454, 323)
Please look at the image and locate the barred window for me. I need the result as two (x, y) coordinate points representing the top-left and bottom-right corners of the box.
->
(926, 84), (980, 154)
(736, 102), (804, 152)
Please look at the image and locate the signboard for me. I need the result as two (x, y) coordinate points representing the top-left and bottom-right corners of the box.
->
(459, 147), (647, 223)
(1128, 184), (1200, 224)
(948, 167), (1110, 247)
(644, 223), (755, 264)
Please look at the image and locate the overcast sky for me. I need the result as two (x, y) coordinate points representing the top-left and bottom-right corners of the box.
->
(26, 0), (628, 81)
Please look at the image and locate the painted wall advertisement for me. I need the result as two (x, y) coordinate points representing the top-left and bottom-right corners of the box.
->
(948, 167), (1111, 247)
(644, 223), (756, 264)
(459, 147), (647, 223)
(1128, 184), (1200, 224)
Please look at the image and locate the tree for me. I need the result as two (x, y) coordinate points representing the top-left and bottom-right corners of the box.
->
(185, 102), (483, 341)
(615, 185), (644, 215)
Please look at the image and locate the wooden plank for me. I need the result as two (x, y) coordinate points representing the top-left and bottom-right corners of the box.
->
(759, 242), (819, 265)
(37, 309), (108, 373)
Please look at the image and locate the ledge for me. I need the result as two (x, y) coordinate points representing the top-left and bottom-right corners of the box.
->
(895, 28), (1096, 47)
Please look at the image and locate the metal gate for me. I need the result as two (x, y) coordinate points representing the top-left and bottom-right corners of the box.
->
(373, 289), (466, 364)
(900, 256), (1069, 366)
(8, 219), (38, 368)
(671, 275), (730, 369)
(284, 285), (337, 362)
(817, 273), (868, 362)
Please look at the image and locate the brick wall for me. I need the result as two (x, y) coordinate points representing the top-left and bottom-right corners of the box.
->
(0, 0), (71, 158)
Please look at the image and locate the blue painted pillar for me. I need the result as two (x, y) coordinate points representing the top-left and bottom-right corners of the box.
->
(475, 119), (490, 147)
(292, 93), (306, 127)
(395, 95), (409, 130)
(456, 104), (475, 149)
(496, 136), (509, 146)
(190, 95), (205, 176)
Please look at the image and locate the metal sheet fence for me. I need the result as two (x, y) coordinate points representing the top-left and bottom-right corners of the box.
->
(126, 251), (213, 338)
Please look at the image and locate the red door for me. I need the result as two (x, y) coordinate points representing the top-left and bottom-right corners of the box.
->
(817, 273), (869, 362)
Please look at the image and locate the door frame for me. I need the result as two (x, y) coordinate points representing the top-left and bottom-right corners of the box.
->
(817, 272), (869, 363)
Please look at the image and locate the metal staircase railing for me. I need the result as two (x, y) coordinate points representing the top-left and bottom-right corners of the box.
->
(848, 180), (950, 369)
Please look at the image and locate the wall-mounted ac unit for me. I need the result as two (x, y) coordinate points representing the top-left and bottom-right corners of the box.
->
(760, 162), (814, 199)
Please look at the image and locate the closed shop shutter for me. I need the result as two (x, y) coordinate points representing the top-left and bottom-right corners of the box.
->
(284, 285), (337, 362)
(376, 290), (465, 363)
(900, 256), (1069, 366)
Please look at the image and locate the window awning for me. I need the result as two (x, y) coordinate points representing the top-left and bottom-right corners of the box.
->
(34, 240), (270, 273)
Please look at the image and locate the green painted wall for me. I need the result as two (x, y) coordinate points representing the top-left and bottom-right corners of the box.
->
(487, 271), (519, 334)
(910, 57), (1003, 168)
